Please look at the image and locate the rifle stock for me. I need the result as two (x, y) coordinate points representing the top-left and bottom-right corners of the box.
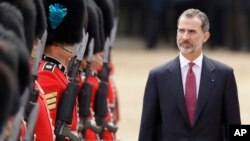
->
(55, 67), (82, 141)
(94, 38), (118, 134)
(55, 32), (88, 141)
(24, 102), (39, 141)
(55, 120), (82, 141)
(8, 88), (29, 141)
(79, 81), (92, 117)
(78, 73), (103, 135)
(94, 80), (118, 134)
(57, 82), (79, 124)
(78, 79), (102, 134)
(95, 81), (108, 118)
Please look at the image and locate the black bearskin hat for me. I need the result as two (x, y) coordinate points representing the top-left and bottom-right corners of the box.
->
(94, 0), (115, 38)
(0, 25), (19, 79)
(0, 24), (30, 97)
(0, 2), (25, 42)
(112, 0), (119, 18)
(1, 0), (37, 53)
(86, 0), (105, 54)
(33, 0), (47, 39)
(0, 25), (25, 126)
(0, 61), (18, 133)
(43, 0), (86, 45)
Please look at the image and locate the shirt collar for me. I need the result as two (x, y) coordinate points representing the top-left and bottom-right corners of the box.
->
(179, 53), (203, 68)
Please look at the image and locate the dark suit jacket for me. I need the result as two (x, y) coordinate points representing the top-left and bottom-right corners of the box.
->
(139, 55), (241, 141)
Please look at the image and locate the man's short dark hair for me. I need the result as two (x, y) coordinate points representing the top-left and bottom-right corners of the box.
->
(178, 9), (210, 32)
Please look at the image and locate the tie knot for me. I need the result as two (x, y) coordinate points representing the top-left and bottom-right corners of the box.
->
(189, 62), (195, 68)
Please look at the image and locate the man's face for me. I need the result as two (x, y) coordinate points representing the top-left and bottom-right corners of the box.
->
(57, 44), (76, 66)
(176, 16), (209, 54)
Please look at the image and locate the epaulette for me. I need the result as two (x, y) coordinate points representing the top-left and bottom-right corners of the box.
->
(42, 56), (66, 73)
(42, 62), (56, 72)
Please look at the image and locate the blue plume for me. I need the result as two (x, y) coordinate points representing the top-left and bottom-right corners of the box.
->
(48, 3), (67, 30)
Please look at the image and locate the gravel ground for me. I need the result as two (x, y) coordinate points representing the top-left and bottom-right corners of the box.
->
(112, 37), (250, 141)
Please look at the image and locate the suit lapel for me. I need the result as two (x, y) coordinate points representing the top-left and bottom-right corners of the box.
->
(194, 56), (215, 125)
(166, 56), (189, 126)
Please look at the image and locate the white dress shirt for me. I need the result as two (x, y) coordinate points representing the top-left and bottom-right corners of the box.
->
(179, 53), (203, 98)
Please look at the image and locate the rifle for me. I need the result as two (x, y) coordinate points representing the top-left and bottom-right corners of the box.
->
(78, 38), (102, 136)
(8, 88), (29, 141)
(110, 18), (118, 49)
(108, 18), (120, 123)
(55, 32), (88, 141)
(4, 31), (47, 141)
(94, 38), (118, 136)
(24, 103), (38, 141)
(24, 30), (47, 141)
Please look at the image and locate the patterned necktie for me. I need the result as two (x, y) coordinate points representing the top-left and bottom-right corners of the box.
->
(185, 62), (196, 127)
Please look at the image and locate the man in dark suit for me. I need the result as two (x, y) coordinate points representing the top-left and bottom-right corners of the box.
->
(139, 8), (241, 141)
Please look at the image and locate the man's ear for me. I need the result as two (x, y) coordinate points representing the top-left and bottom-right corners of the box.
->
(203, 32), (210, 43)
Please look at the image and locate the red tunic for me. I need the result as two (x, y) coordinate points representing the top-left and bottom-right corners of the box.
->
(37, 57), (78, 137)
(86, 72), (116, 141)
(34, 81), (55, 141)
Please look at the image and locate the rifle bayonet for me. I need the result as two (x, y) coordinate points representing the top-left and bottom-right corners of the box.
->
(110, 18), (118, 47)
(103, 38), (111, 63)
(87, 38), (94, 63)
(76, 32), (89, 61)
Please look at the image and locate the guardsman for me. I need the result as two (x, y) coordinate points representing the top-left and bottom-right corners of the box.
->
(94, 0), (119, 140)
(0, 62), (18, 140)
(0, 25), (20, 140)
(77, 0), (105, 140)
(37, 0), (85, 140)
(1, 0), (36, 96)
(31, 0), (55, 140)
(94, 0), (120, 124)
(0, 22), (30, 141)
(1, 0), (53, 140)
(0, 1), (33, 140)
(107, 0), (120, 125)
